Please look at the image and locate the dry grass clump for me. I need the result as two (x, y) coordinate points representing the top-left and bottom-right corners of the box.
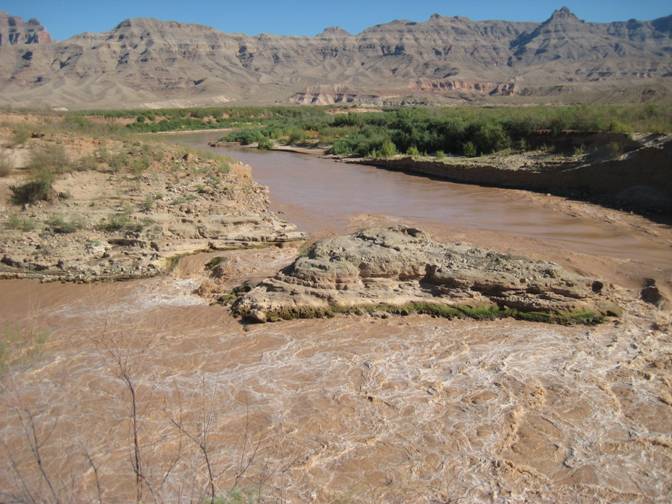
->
(27, 144), (71, 174)
(11, 124), (31, 147)
(4, 214), (36, 232)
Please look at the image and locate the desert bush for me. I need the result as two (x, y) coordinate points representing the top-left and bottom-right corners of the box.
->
(131, 155), (151, 175)
(97, 210), (147, 233)
(28, 144), (70, 174)
(74, 154), (99, 171)
(106, 152), (130, 172)
(139, 195), (154, 213)
(10, 168), (54, 205)
(46, 214), (85, 234)
(5, 214), (36, 232)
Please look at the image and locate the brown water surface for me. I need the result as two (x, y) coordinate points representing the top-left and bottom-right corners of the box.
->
(173, 132), (672, 275)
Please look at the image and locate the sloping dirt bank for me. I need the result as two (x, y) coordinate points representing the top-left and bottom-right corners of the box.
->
(359, 135), (672, 217)
(0, 128), (303, 282)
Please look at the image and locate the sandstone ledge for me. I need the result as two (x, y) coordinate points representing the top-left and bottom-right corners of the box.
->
(233, 226), (620, 324)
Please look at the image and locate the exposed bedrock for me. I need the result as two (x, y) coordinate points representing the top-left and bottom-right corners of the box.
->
(234, 226), (620, 323)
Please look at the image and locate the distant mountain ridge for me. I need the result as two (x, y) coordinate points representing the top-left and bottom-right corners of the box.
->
(0, 7), (670, 108)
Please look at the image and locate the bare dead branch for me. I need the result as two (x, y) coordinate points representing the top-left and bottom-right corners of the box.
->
(1, 438), (38, 504)
(15, 407), (61, 504)
(82, 446), (104, 504)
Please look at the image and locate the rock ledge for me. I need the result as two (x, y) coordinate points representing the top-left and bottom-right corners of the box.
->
(234, 226), (619, 324)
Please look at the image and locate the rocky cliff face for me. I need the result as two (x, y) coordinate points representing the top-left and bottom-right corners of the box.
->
(0, 12), (51, 47)
(0, 7), (670, 108)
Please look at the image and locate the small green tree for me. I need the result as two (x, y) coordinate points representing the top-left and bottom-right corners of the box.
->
(379, 140), (397, 158)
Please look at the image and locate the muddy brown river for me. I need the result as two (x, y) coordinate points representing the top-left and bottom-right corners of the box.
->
(1, 132), (671, 503)
(174, 132), (672, 272)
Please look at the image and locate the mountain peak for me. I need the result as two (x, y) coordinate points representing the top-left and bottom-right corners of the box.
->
(317, 26), (350, 37)
(548, 6), (580, 22)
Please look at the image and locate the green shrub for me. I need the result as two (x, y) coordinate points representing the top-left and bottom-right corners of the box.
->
(379, 140), (397, 158)
(224, 129), (266, 145)
(5, 214), (36, 232)
(406, 146), (420, 157)
(462, 142), (478, 157)
(287, 128), (306, 145)
(471, 122), (511, 154)
(605, 141), (624, 158)
(257, 137), (273, 150)
(435, 150), (446, 159)
(46, 214), (85, 234)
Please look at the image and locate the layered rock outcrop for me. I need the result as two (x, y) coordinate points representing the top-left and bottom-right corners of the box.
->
(0, 8), (670, 107)
(234, 226), (619, 323)
(0, 12), (51, 47)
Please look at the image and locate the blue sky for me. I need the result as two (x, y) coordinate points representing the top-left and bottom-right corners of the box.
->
(3, 0), (671, 40)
